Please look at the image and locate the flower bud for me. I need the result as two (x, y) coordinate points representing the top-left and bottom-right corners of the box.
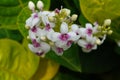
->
(37, 0), (44, 10)
(27, 36), (30, 39)
(107, 30), (113, 35)
(48, 16), (55, 22)
(96, 39), (101, 45)
(104, 19), (111, 26)
(40, 36), (46, 41)
(25, 25), (30, 29)
(61, 8), (70, 16)
(28, 1), (35, 11)
(71, 14), (78, 21)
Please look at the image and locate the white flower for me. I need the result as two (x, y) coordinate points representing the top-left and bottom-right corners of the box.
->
(28, 41), (50, 57)
(79, 23), (93, 38)
(52, 46), (64, 56)
(26, 13), (40, 28)
(71, 24), (81, 41)
(85, 23), (93, 36)
(28, 30), (50, 57)
(77, 36), (97, 52)
(48, 22), (77, 47)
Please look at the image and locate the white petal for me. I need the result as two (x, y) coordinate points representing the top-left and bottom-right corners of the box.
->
(48, 11), (55, 16)
(42, 15), (49, 26)
(49, 32), (60, 42)
(86, 23), (93, 29)
(29, 30), (36, 39)
(71, 24), (79, 31)
(36, 28), (48, 38)
(68, 32), (79, 41)
(47, 30), (54, 40)
(49, 22), (55, 28)
(79, 28), (86, 37)
(28, 44), (39, 53)
(55, 41), (66, 48)
(82, 48), (92, 53)
(32, 18), (40, 27)
(26, 17), (32, 27)
(52, 46), (63, 56)
(77, 39), (86, 48)
(86, 36), (96, 44)
(41, 42), (50, 53)
(92, 45), (97, 50)
(60, 22), (68, 33)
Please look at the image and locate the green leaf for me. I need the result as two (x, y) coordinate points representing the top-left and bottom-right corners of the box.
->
(0, 28), (23, 42)
(30, 58), (59, 80)
(17, 0), (50, 38)
(46, 45), (81, 72)
(79, 0), (120, 24)
(0, 0), (48, 30)
(17, 7), (30, 38)
(0, 39), (40, 80)
(78, 14), (89, 26)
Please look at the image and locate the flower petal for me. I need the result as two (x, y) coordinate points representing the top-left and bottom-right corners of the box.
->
(26, 17), (32, 27)
(29, 30), (36, 39)
(71, 24), (79, 32)
(60, 22), (68, 33)
(52, 46), (63, 56)
(32, 18), (40, 27)
(68, 32), (79, 41)
(28, 44), (39, 53)
(86, 23), (93, 29)
(40, 42), (50, 53)
(77, 39), (86, 48)
(82, 48), (92, 53)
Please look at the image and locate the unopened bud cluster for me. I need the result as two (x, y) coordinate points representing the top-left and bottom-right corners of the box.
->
(25, 1), (113, 57)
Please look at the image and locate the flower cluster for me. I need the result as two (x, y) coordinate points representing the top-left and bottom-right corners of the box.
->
(25, 1), (112, 57)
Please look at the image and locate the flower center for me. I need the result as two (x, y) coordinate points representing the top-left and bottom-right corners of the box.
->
(87, 28), (92, 36)
(36, 51), (44, 56)
(31, 26), (37, 32)
(59, 33), (70, 41)
(45, 23), (51, 31)
(32, 39), (40, 47)
(57, 47), (63, 53)
(86, 43), (93, 49)
(67, 40), (73, 46)
(55, 8), (60, 14)
(33, 13), (38, 18)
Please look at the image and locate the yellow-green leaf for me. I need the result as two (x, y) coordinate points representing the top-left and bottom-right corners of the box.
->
(30, 58), (59, 80)
(80, 0), (120, 24)
(0, 39), (40, 80)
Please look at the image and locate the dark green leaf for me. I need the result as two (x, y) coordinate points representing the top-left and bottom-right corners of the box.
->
(46, 45), (81, 72)
(0, 28), (23, 42)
